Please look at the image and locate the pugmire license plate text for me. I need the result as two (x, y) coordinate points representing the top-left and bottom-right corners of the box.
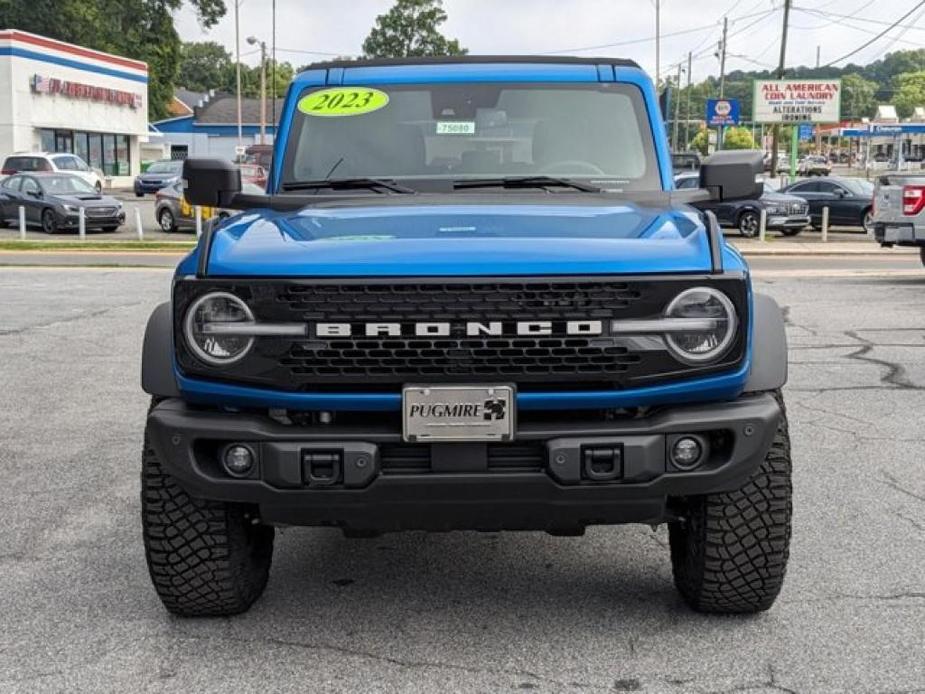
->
(402, 385), (515, 442)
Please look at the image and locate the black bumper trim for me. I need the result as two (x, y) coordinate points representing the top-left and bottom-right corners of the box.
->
(146, 394), (781, 531)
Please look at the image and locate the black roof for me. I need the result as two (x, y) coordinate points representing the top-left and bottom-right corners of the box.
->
(302, 55), (641, 71)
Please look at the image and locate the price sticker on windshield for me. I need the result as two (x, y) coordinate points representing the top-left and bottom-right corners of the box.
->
(298, 87), (389, 117)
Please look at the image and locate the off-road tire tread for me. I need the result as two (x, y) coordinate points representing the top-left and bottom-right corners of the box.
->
(141, 427), (273, 617)
(669, 391), (792, 614)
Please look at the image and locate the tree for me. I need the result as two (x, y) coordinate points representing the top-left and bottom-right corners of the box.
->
(840, 73), (878, 121)
(689, 128), (709, 155)
(362, 0), (466, 58)
(722, 127), (756, 150)
(179, 41), (233, 92)
(892, 71), (925, 119)
(0, 0), (227, 120)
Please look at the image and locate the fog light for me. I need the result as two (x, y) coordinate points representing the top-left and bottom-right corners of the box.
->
(671, 437), (703, 470)
(222, 444), (255, 477)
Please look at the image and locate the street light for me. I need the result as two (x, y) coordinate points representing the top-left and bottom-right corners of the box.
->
(246, 36), (267, 145)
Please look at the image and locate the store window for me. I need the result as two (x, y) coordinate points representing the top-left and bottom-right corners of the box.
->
(36, 129), (130, 175)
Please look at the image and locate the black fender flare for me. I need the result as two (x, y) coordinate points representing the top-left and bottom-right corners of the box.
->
(141, 302), (180, 398)
(744, 292), (788, 393)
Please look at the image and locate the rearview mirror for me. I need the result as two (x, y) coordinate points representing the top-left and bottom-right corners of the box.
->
(699, 150), (763, 202)
(182, 158), (241, 207)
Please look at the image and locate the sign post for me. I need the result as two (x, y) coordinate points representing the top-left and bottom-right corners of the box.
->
(706, 98), (740, 151)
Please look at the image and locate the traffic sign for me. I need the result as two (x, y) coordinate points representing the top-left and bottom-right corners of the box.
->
(798, 124), (815, 140)
(706, 98), (740, 127)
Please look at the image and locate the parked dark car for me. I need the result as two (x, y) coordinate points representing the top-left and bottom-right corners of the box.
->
(0, 173), (124, 233)
(676, 174), (809, 237)
(780, 176), (875, 232)
(671, 151), (701, 174)
(134, 159), (183, 197)
(154, 181), (259, 232)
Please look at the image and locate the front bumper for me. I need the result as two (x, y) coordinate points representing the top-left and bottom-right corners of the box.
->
(147, 393), (781, 532)
(62, 211), (125, 228)
(766, 214), (810, 229)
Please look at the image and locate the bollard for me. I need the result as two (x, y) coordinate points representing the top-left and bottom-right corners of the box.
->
(134, 206), (144, 240)
(194, 205), (203, 238)
(78, 206), (86, 240)
(758, 208), (767, 242)
(18, 205), (26, 240)
(821, 206), (829, 243)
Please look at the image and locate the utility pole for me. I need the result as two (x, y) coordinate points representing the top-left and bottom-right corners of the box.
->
(235, 0), (243, 152)
(673, 63), (683, 150)
(247, 37), (267, 145)
(717, 15), (728, 150)
(654, 0), (661, 91)
(770, 0), (791, 181)
(684, 51), (692, 150)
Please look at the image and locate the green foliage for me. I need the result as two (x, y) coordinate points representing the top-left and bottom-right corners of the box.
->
(362, 0), (466, 58)
(840, 73), (878, 120)
(0, 0), (227, 120)
(689, 129), (709, 156)
(721, 126), (756, 150)
(178, 41), (233, 93)
(892, 71), (925, 119)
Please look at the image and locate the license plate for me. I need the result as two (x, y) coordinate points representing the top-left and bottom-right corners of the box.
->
(402, 385), (515, 443)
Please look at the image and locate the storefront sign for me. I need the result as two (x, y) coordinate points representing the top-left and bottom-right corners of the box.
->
(31, 74), (142, 109)
(706, 98), (740, 126)
(753, 79), (840, 124)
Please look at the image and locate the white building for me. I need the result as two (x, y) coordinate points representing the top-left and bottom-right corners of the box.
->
(0, 30), (149, 187)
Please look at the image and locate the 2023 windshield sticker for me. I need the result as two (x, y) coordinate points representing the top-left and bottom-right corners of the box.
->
(297, 87), (390, 117)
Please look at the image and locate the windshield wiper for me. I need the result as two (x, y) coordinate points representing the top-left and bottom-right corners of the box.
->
(454, 176), (602, 193)
(280, 177), (416, 194)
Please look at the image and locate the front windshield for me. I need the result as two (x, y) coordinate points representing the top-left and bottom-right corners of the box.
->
(281, 82), (660, 192)
(147, 161), (181, 174)
(41, 175), (96, 195)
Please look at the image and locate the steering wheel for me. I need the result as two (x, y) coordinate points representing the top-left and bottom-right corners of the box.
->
(537, 160), (607, 176)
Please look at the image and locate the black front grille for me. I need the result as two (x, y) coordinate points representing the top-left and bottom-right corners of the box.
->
(380, 443), (546, 473)
(86, 207), (117, 217)
(174, 276), (748, 392)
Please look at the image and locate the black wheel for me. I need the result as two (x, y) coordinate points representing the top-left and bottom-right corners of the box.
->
(135, 192), (144, 198)
(737, 210), (760, 238)
(862, 208), (874, 234)
(669, 391), (792, 614)
(780, 227), (803, 237)
(101, 225), (119, 232)
(919, 247), (925, 268)
(41, 208), (58, 234)
(141, 426), (274, 617)
(158, 208), (177, 233)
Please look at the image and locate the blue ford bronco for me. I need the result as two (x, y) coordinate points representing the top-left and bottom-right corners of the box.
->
(141, 56), (791, 617)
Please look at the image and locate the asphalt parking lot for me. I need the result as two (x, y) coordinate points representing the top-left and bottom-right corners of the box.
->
(1, 260), (923, 692)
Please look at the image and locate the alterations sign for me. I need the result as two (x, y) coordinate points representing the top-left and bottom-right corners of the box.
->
(752, 79), (841, 124)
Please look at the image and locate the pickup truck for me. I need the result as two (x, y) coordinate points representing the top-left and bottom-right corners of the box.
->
(140, 56), (792, 618)
(872, 173), (925, 265)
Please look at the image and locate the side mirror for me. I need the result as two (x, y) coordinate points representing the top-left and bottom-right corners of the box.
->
(699, 150), (763, 202)
(28, 189), (42, 198)
(182, 158), (241, 207)
(834, 188), (846, 198)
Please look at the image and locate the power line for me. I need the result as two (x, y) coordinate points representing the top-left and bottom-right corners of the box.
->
(820, 0), (925, 66)
(794, 4), (925, 30)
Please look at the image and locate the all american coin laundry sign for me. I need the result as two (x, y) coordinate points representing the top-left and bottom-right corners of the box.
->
(752, 79), (841, 124)
(31, 74), (142, 109)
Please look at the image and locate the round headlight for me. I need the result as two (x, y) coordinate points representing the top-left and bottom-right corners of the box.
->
(664, 287), (737, 364)
(184, 292), (254, 365)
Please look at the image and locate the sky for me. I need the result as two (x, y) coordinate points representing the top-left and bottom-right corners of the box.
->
(175, 0), (925, 85)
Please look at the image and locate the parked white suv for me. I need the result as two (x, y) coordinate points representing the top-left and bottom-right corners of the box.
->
(1, 153), (103, 192)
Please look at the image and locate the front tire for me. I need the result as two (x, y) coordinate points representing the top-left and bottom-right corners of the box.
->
(141, 430), (274, 617)
(920, 247), (925, 268)
(737, 210), (760, 238)
(780, 227), (803, 237)
(668, 391), (792, 614)
(158, 208), (177, 233)
(41, 208), (58, 234)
